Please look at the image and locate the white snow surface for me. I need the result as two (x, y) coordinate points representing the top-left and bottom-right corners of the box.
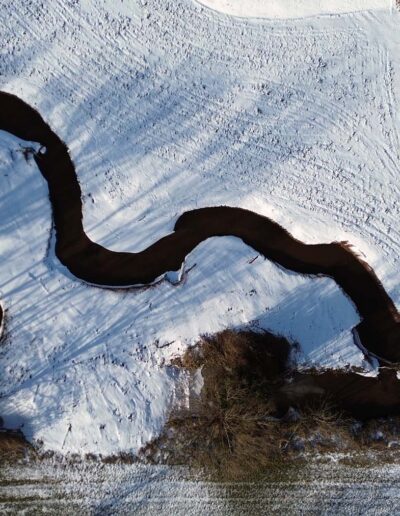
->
(0, 0), (399, 456)
(196, 0), (393, 19)
(3, 459), (400, 514)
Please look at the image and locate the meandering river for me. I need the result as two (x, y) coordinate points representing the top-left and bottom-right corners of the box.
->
(1, 91), (399, 363)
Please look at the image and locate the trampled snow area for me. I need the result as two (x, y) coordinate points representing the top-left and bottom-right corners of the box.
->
(0, 0), (399, 455)
(196, 0), (393, 19)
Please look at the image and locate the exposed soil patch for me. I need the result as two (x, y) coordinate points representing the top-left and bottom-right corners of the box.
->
(0, 91), (399, 363)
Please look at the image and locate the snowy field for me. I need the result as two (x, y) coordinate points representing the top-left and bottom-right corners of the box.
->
(0, 0), (400, 455)
(2, 458), (400, 514)
(197, 0), (394, 19)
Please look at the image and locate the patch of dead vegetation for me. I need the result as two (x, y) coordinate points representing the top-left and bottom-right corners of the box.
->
(0, 430), (34, 464)
(141, 331), (343, 478)
(141, 330), (400, 480)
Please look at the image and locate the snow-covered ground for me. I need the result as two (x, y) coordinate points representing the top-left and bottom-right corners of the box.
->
(196, 0), (394, 19)
(2, 459), (400, 514)
(0, 0), (399, 455)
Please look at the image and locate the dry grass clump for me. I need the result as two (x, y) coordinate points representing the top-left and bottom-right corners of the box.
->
(164, 378), (282, 479)
(143, 330), (348, 479)
(177, 329), (290, 383)
(282, 399), (355, 452)
(353, 416), (400, 450)
(0, 431), (34, 463)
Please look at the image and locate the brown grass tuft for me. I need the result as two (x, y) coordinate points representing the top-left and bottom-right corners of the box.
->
(0, 431), (34, 463)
